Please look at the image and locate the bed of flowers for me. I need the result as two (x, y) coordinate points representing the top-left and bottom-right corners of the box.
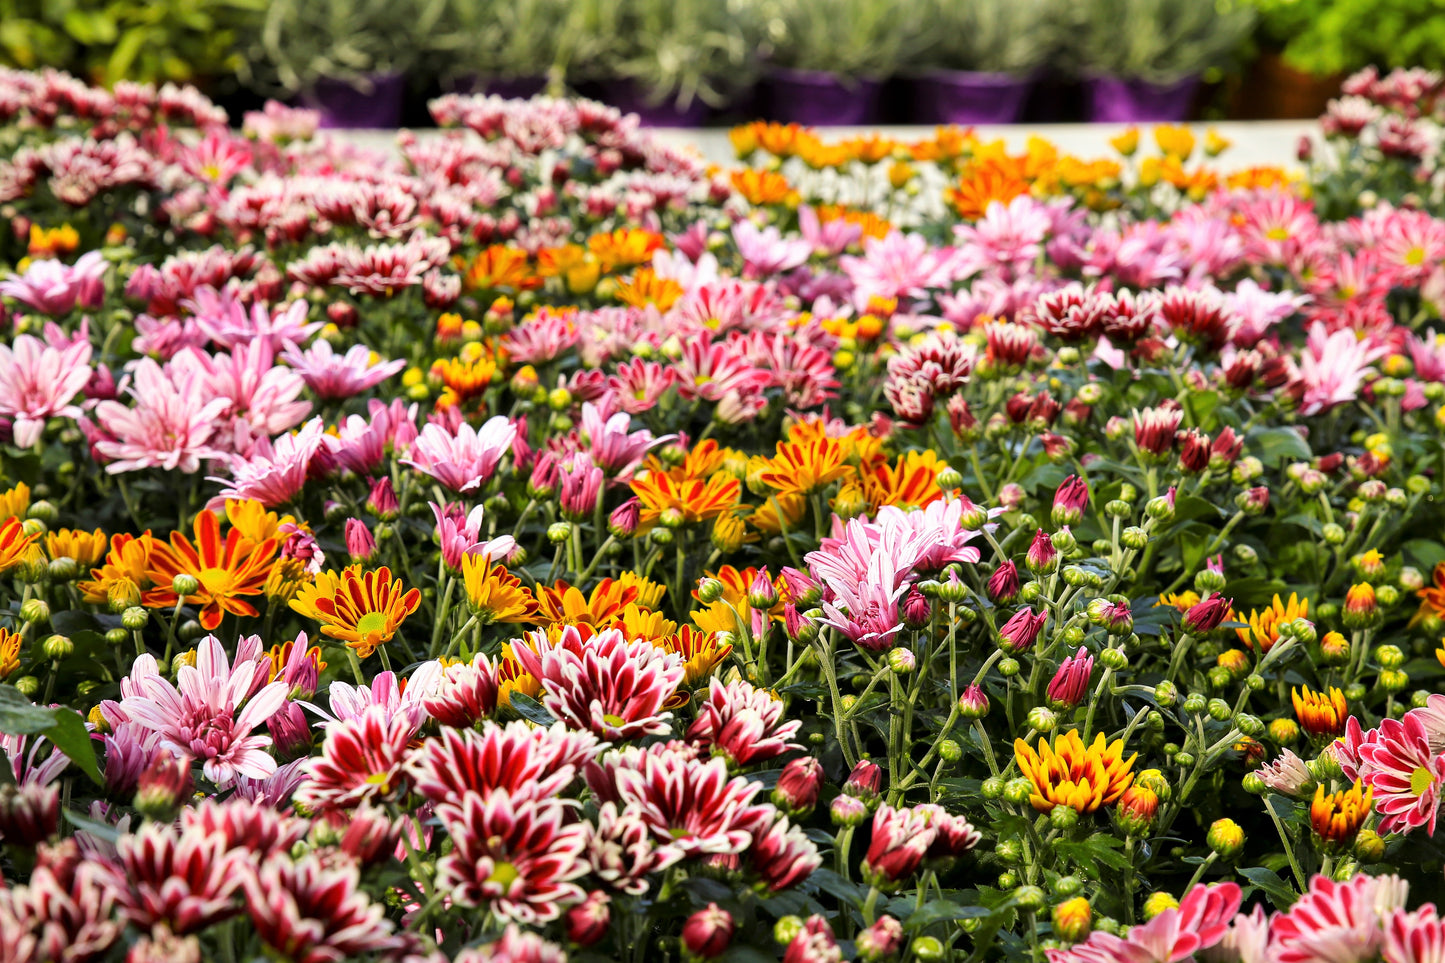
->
(6, 62), (1445, 963)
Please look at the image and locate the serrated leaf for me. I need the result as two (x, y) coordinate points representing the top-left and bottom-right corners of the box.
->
(507, 692), (557, 727)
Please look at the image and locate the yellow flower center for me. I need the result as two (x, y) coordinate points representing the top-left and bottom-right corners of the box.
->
(197, 567), (233, 595)
(1412, 766), (1435, 797)
(355, 611), (389, 639)
(487, 862), (520, 890)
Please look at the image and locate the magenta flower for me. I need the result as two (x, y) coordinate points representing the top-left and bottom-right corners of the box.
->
(402, 416), (517, 493)
(1267, 873), (1409, 963)
(91, 358), (230, 474)
(998, 606), (1048, 652)
(1296, 322), (1389, 415)
(1357, 713), (1445, 836)
(281, 341), (405, 399)
(558, 453), (605, 521)
(0, 251), (106, 315)
(421, 653), (501, 729)
(579, 401), (668, 477)
(587, 800), (685, 896)
(732, 219), (812, 279)
(407, 719), (600, 808)
(861, 804), (934, 888)
(118, 636), (288, 788)
(799, 205), (862, 256)
(1047, 881), (1240, 963)
(1053, 475), (1090, 526)
(99, 821), (247, 934)
(188, 288), (321, 352)
(1047, 647), (1095, 709)
(0, 333), (92, 447)
(315, 661), (443, 737)
(295, 704), (413, 813)
(243, 853), (406, 963)
(430, 501), (516, 573)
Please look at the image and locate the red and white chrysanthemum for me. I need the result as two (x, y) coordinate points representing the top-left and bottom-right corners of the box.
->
(1268, 873), (1410, 963)
(1357, 714), (1445, 836)
(4, 840), (123, 963)
(422, 652), (501, 728)
(587, 800), (685, 896)
(512, 626), (685, 740)
(590, 744), (771, 857)
(407, 719), (599, 808)
(686, 678), (802, 768)
(434, 791), (590, 924)
(453, 925), (569, 963)
(99, 822), (247, 934)
(243, 853), (407, 963)
(295, 704), (413, 814)
(180, 797), (308, 856)
(748, 813), (822, 892)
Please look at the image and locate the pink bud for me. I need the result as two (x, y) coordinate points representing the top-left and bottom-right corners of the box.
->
(844, 759), (883, 800)
(608, 497), (640, 537)
(134, 752), (193, 822)
(958, 684), (990, 719)
(1046, 647), (1095, 709)
(366, 476), (399, 520)
(772, 757), (824, 816)
(566, 891), (611, 947)
(998, 606), (1048, 653)
(1051, 475), (1089, 527)
(901, 588), (931, 628)
(987, 560), (1020, 604)
(681, 903), (734, 958)
(1025, 528), (1058, 573)
(345, 518), (377, 563)
(857, 915), (904, 962)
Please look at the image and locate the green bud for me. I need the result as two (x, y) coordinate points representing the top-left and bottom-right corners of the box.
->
(1207, 698), (1232, 721)
(1235, 713), (1264, 737)
(547, 522), (572, 543)
(1377, 644), (1405, 670)
(1354, 829), (1386, 863)
(1174, 751), (1196, 767)
(1049, 806), (1079, 833)
(1105, 499), (1132, 518)
(1014, 885), (1047, 911)
(171, 574), (199, 596)
(912, 936), (947, 962)
(1322, 523), (1346, 545)
(1003, 777), (1033, 805)
(46, 557), (76, 581)
(939, 739), (962, 763)
(696, 578), (724, 604)
(1053, 875), (1084, 897)
(13, 676), (38, 697)
(936, 467), (964, 490)
(1027, 706), (1058, 733)
(1154, 681), (1178, 708)
(1019, 581), (1042, 603)
(121, 607), (149, 630)
(19, 599), (49, 624)
(1100, 647), (1128, 671)
(999, 657), (1021, 678)
(774, 917), (804, 945)
(41, 635), (73, 659)
(178, 620), (204, 642)
(1379, 669), (1410, 693)
(1120, 527), (1148, 550)
(982, 776), (1005, 799)
(1242, 772), (1267, 794)
(104, 627), (129, 645)
(1376, 584), (1400, 607)
(1145, 496), (1174, 521)
(1183, 693), (1207, 714)
(997, 871), (1019, 890)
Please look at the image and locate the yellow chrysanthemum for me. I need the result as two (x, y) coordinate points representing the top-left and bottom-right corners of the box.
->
(460, 556), (540, 625)
(0, 483), (30, 524)
(45, 528), (107, 569)
(1235, 592), (1308, 653)
(0, 628), (21, 679)
(290, 565), (422, 658)
(1014, 730), (1137, 814)
(1310, 780), (1372, 846)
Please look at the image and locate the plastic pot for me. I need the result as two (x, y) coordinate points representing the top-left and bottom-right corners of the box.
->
(598, 78), (711, 127)
(301, 73), (407, 129)
(445, 75), (549, 100)
(1087, 75), (1200, 123)
(910, 70), (1033, 125)
(764, 68), (881, 126)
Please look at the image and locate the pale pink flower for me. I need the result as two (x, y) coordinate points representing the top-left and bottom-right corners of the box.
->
(187, 288), (321, 352)
(401, 416), (517, 493)
(430, 501), (517, 572)
(732, 219), (811, 279)
(1048, 882), (1240, 963)
(0, 251), (106, 315)
(0, 333), (91, 447)
(1252, 748), (1314, 796)
(1385, 905), (1445, 963)
(953, 195), (1052, 277)
(1295, 322), (1389, 415)
(578, 401), (669, 476)
(841, 231), (957, 308)
(118, 636), (287, 788)
(1268, 873), (1410, 963)
(91, 358), (230, 473)
(281, 341), (405, 399)
(168, 342), (311, 452)
(311, 661), (443, 737)
(209, 417), (326, 508)
(799, 205), (862, 257)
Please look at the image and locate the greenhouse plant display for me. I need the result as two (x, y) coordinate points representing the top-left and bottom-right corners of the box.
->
(6, 61), (1445, 963)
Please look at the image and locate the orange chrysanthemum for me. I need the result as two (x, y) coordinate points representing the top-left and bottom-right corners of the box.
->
(755, 437), (853, 498)
(45, 527), (107, 569)
(615, 268), (684, 311)
(78, 532), (155, 609)
(1155, 590), (1202, 613)
(587, 228), (664, 273)
(0, 516), (39, 576)
(1292, 684), (1349, 739)
(730, 169), (800, 207)
(660, 624), (734, 688)
(1311, 779), (1372, 846)
(289, 565), (422, 659)
(536, 578), (640, 628)
(946, 159), (1031, 220)
(1014, 730), (1137, 814)
(144, 510), (279, 630)
(497, 641), (543, 708)
(862, 449), (946, 510)
(463, 245), (542, 292)
(0, 628), (21, 679)
(0, 482), (29, 523)
(1235, 592), (1308, 653)
(630, 471), (741, 530)
(460, 556), (540, 625)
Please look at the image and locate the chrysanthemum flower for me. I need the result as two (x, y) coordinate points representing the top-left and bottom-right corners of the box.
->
(861, 804), (934, 889)
(749, 813), (822, 892)
(1253, 748), (1314, 796)
(289, 565), (421, 658)
(0, 333), (92, 448)
(1358, 714), (1445, 836)
(0, 517), (39, 577)
(295, 705), (412, 814)
(1310, 779), (1373, 847)
(1235, 592), (1308, 652)
(243, 853), (406, 963)
(686, 678), (802, 768)
(460, 556), (540, 625)
(660, 626), (734, 688)
(181, 797), (308, 857)
(422, 653), (500, 728)
(1267, 873), (1409, 963)
(434, 791), (590, 924)
(406, 719), (598, 808)
(630, 470), (742, 531)
(512, 626), (684, 740)
(100, 822), (246, 934)
(143, 508), (278, 631)
(1293, 684), (1350, 739)
(401, 416), (517, 493)
(1046, 882), (1240, 963)
(535, 578), (639, 628)
(1014, 730), (1137, 814)
(590, 744), (771, 857)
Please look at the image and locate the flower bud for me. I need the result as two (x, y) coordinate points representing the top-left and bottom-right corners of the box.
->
(1027, 706), (1058, 733)
(843, 759), (883, 802)
(1115, 785), (1158, 836)
(0, 782), (58, 847)
(856, 916), (903, 963)
(936, 467), (964, 491)
(1143, 892), (1179, 920)
(830, 795), (868, 827)
(938, 739), (962, 763)
(134, 753), (193, 822)
(988, 561), (1021, 604)
(912, 936), (946, 962)
(682, 903), (734, 959)
(171, 574), (200, 597)
(887, 647), (916, 675)
(345, 518), (377, 564)
(696, 578), (724, 604)
(567, 891), (611, 948)
(1120, 527), (1148, 550)
(772, 757), (824, 817)
(1353, 829), (1386, 863)
(1025, 529), (1058, 574)
(1379, 669), (1410, 693)
(1207, 818), (1245, 858)
(1053, 897), (1093, 942)
(547, 521), (572, 543)
(105, 628), (128, 645)
(1342, 583), (1381, 630)
(366, 477), (399, 520)
(958, 684), (990, 720)
(108, 579), (142, 612)
(122, 606), (149, 630)
(41, 634), (72, 660)
(19, 599), (49, 624)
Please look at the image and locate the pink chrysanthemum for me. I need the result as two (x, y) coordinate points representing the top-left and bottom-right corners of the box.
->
(0, 251), (106, 315)
(686, 678), (802, 768)
(420, 652), (500, 728)
(587, 800), (685, 896)
(407, 719), (600, 807)
(295, 704), (413, 814)
(0, 333), (92, 448)
(281, 341), (406, 399)
(1357, 713), (1445, 836)
(210, 417), (326, 508)
(430, 501), (517, 573)
(243, 853), (406, 963)
(1267, 873), (1410, 963)
(100, 822), (247, 934)
(401, 416), (517, 493)
(91, 358), (230, 474)
(1048, 882), (1241, 963)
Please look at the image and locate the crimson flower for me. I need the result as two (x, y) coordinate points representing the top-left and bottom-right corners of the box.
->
(407, 719), (599, 808)
(243, 854), (406, 963)
(686, 678), (802, 768)
(100, 822), (246, 934)
(295, 704), (412, 814)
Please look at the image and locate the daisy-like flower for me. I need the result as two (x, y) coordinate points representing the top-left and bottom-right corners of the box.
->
(119, 636), (288, 788)
(1268, 873), (1410, 963)
(1311, 779), (1373, 847)
(188, 289), (321, 353)
(294, 704), (412, 814)
(0, 334), (91, 448)
(181, 797), (308, 857)
(143, 508), (279, 631)
(91, 358), (230, 474)
(314, 661), (443, 735)
(1047, 882), (1241, 963)
(0, 250), (106, 315)
(861, 805), (935, 889)
(422, 652), (501, 728)
(99, 821), (247, 934)
(512, 626), (685, 740)
(280, 341), (405, 400)
(402, 416), (517, 493)
(1014, 730), (1137, 814)
(1296, 322), (1389, 416)
(461, 555), (540, 624)
(243, 853), (406, 963)
(591, 744), (772, 857)
(434, 790), (590, 924)
(289, 565), (421, 659)
(749, 813), (823, 892)
(5, 839), (124, 962)
(1385, 905), (1445, 963)
(685, 678), (802, 768)
(407, 719), (598, 808)
(1358, 713), (1445, 836)
(0, 516), (39, 577)
(1235, 592), (1308, 653)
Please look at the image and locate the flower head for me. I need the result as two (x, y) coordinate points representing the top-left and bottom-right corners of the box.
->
(1014, 730), (1136, 814)
(289, 566), (421, 659)
(1293, 685), (1349, 739)
(0, 334), (91, 448)
(1310, 779), (1373, 847)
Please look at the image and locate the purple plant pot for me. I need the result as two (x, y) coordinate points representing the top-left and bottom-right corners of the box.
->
(598, 79), (710, 127)
(301, 73), (407, 129)
(1087, 75), (1200, 123)
(445, 74), (549, 100)
(766, 68), (881, 126)
(910, 70), (1033, 125)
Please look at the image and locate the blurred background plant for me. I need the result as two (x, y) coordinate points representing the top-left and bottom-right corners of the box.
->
(438, 0), (575, 90)
(1067, 0), (1256, 83)
(759, 0), (925, 80)
(908, 0), (1066, 76)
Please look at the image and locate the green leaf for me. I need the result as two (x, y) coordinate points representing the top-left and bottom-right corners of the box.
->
(43, 707), (101, 786)
(0, 685), (60, 734)
(0, 686), (101, 786)
(63, 808), (121, 845)
(1246, 427), (1312, 467)
(1238, 866), (1298, 909)
(507, 692), (557, 728)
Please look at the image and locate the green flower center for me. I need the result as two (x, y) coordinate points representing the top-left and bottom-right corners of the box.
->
(355, 611), (389, 639)
(1412, 766), (1435, 797)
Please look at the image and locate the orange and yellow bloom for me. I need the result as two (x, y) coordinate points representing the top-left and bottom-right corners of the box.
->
(1310, 779), (1373, 846)
(1014, 730), (1137, 814)
(143, 510), (278, 630)
(290, 565), (422, 658)
(1293, 684), (1349, 738)
(1235, 593), (1308, 653)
